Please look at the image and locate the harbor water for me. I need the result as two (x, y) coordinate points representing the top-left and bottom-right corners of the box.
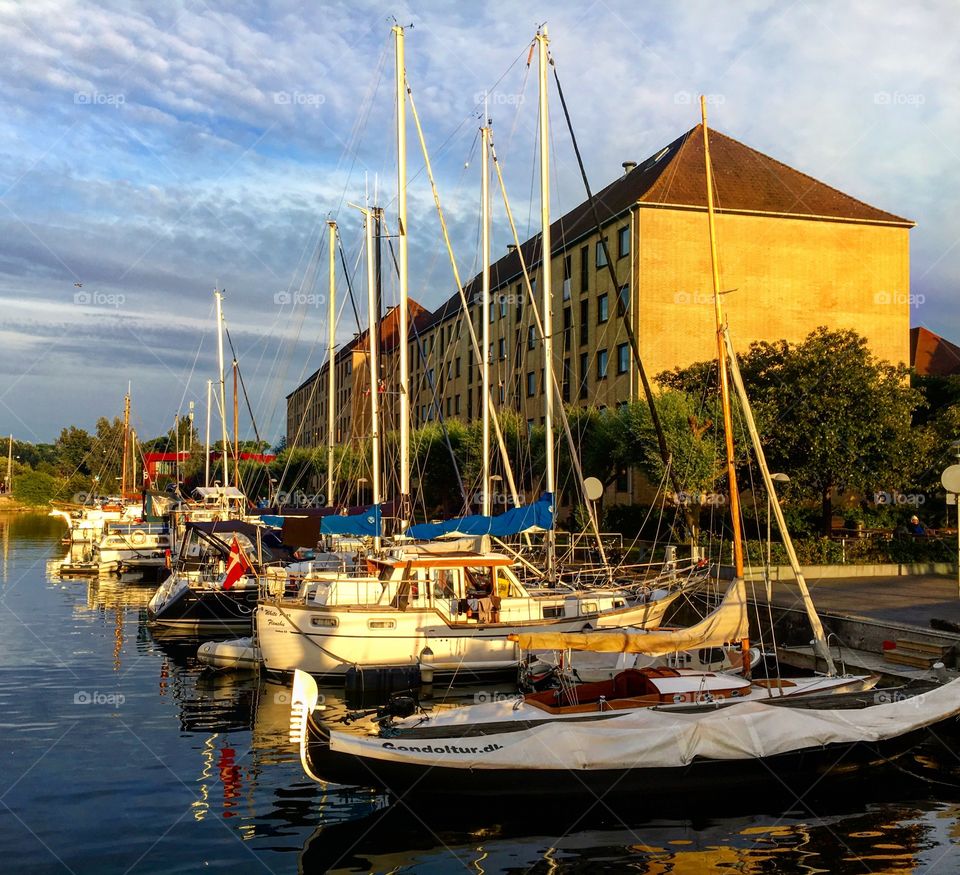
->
(2, 512), (960, 873)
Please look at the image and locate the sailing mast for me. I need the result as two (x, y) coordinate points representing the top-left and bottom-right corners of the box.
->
(327, 220), (337, 508)
(481, 117), (492, 518)
(204, 379), (212, 488)
(537, 28), (557, 580)
(724, 328), (837, 675)
(355, 205), (382, 549)
(700, 97), (744, 580)
(214, 289), (231, 488)
(120, 388), (131, 497)
(232, 359), (240, 490)
(393, 24), (411, 530)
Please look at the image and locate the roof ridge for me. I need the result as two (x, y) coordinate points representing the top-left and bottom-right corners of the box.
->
(703, 126), (912, 224)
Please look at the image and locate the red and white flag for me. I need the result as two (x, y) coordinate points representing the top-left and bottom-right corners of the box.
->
(223, 536), (252, 590)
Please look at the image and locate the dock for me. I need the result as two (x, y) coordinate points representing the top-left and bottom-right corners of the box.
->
(753, 573), (960, 684)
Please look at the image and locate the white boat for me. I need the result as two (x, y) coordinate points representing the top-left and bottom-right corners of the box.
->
(256, 541), (689, 678)
(49, 499), (143, 544)
(93, 522), (171, 571)
(292, 665), (960, 799)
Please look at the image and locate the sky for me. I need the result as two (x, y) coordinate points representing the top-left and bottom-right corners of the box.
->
(0, 0), (956, 444)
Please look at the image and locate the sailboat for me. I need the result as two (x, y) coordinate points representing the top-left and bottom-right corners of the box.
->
(254, 26), (699, 680)
(289, 82), (960, 797)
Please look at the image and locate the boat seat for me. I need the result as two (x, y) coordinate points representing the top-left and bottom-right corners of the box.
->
(612, 669), (657, 699)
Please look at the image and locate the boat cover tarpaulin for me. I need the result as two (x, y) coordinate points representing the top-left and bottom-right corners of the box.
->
(407, 493), (554, 540)
(510, 579), (748, 655)
(325, 677), (960, 771)
(320, 505), (382, 537)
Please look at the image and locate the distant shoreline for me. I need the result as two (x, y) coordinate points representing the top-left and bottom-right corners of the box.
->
(0, 496), (33, 513)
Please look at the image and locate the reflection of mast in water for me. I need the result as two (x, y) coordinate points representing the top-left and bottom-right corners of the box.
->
(1, 514), (8, 583)
(113, 604), (123, 671)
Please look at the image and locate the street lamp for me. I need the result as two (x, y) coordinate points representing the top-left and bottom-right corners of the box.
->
(767, 473), (790, 600)
(943, 442), (960, 598)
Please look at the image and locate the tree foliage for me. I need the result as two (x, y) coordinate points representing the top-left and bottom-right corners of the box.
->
(660, 327), (925, 534)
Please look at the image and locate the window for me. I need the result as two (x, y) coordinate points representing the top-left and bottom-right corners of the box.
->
(446, 397), (451, 417)
(527, 326), (536, 350)
(618, 283), (630, 316)
(597, 349), (608, 379)
(527, 371), (536, 397)
(579, 300), (589, 346)
(617, 342), (629, 375)
(368, 619), (397, 629)
(596, 238), (608, 268)
(467, 388), (473, 419)
(499, 384), (505, 403)
(579, 353), (589, 399)
(499, 295), (507, 318)
(563, 306), (571, 351)
(562, 358), (571, 402)
(455, 357), (461, 378)
(616, 467), (628, 492)
(580, 244), (589, 292)
(467, 350), (473, 383)
(498, 337), (506, 360)
(563, 254), (571, 300)
(489, 301), (495, 323)
(455, 395), (461, 415)
(427, 367), (435, 387)
(515, 284), (523, 319)
(447, 361), (453, 380)
(618, 225), (630, 258)
(598, 293), (609, 324)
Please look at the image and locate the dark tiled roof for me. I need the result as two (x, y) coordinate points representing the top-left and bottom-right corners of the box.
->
(911, 326), (960, 376)
(416, 125), (912, 332)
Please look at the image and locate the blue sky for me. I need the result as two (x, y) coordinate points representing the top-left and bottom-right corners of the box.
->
(0, 0), (956, 443)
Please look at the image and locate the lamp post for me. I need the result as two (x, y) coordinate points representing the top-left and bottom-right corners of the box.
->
(767, 473), (790, 601)
(943, 441), (960, 598)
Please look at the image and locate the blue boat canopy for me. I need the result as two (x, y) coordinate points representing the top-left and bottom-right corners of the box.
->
(406, 493), (555, 540)
(320, 505), (382, 538)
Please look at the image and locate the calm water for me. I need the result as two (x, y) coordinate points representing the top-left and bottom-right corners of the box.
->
(2, 512), (960, 874)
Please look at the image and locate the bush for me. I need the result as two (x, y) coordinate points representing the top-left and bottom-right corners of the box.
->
(12, 470), (59, 506)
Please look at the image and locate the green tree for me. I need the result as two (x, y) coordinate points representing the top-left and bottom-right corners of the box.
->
(659, 327), (923, 535)
(53, 426), (93, 478)
(12, 469), (59, 505)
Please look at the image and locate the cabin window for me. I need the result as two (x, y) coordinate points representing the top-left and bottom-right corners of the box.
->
(581, 601), (599, 614)
(613, 599), (625, 609)
(368, 619), (397, 630)
(310, 616), (338, 628)
(542, 605), (564, 619)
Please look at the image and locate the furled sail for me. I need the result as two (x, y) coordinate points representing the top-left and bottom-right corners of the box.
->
(509, 578), (748, 654)
(406, 493), (554, 540)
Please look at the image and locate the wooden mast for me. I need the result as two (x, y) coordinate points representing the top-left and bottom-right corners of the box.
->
(481, 118), (492, 518)
(327, 220), (337, 508)
(701, 96), (750, 676)
(701, 97), (744, 579)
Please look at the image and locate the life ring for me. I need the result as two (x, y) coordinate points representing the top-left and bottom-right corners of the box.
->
(130, 530), (147, 546)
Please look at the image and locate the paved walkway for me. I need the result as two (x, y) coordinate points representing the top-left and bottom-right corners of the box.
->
(768, 574), (960, 629)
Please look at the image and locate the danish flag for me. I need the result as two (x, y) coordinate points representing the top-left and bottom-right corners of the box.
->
(223, 536), (252, 590)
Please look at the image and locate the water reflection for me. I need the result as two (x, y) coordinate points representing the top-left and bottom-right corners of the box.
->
(5, 510), (960, 874)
